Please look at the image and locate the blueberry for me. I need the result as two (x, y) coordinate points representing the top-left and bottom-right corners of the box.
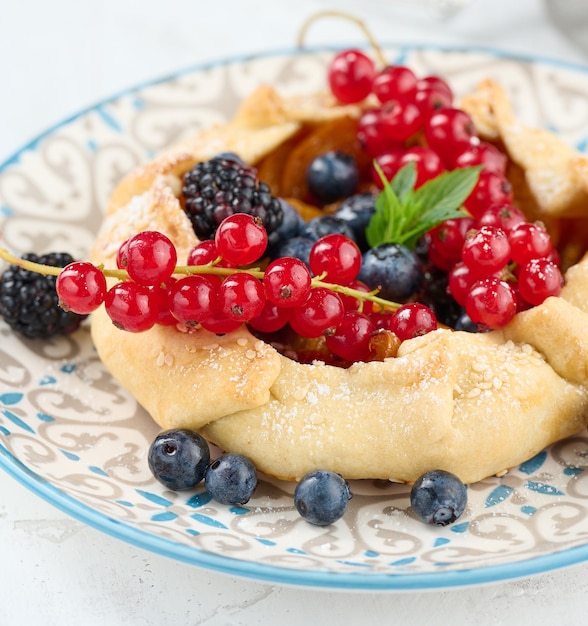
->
(299, 215), (355, 243)
(294, 470), (352, 526)
(334, 192), (377, 251)
(306, 151), (359, 204)
(268, 199), (304, 251)
(148, 429), (210, 491)
(410, 469), (467, 526)
(205, 453), (258, 505)
(454, 311), (480, 333)
(419, 268), (462, 328)
(270, 236), (314, 268)
(358, 243), (422, 302)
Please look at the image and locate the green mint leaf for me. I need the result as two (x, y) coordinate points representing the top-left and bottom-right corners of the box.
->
(365, 163), (482, 250)
(365, 162), (404, 248)
(390, 161), (417, 201)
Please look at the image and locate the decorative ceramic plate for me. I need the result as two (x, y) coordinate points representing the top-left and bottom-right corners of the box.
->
(2, 46), (588, 591)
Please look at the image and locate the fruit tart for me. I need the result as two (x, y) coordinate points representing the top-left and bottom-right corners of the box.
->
(86, 49), (588, 487)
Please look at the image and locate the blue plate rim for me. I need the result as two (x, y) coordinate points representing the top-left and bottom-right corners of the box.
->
(1, 43), (588, 591)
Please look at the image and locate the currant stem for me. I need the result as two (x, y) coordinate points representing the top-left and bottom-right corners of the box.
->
(296, 10), (388, 68)
(0, 246), (401, 313)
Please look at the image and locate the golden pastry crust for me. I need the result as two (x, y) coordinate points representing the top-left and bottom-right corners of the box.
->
(90, 82), (588, 484)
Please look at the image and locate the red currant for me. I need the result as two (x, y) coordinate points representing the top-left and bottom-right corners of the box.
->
(389, 303), (437, 341)
(309, 234), (362, 284)
(328, 49), (376, 104)
(248, 300), (290, 333)
(372, 65), (418, 103)
(124, 231), (177, 286)
(428, 217), (475, 261)
(508, 222), (553, 265)
(424, 108), (477, 166)
(169, 275), (218, 327)
(219, 273), (266, 322)
(289, 288), (344, 338)
(462, 226), (511, 277)
(414, 78), (453, 118)
(476, 203), (526, 233)
(56, 262), (107, 315)
(448, 261), (478, 306)
(187, 240), (235, 268)
(325, 311), (376, 362)
(148, 278), (178, 326)
(400, 147), (444, 188)
(453, 140), (507, 174)
(200, 313), (242, 334)
(105, 282), (159, 333)
(517, 258), (563, 305)
(465, 277), (517, 330)
(338, 280), (374, 314)
(214, 214), (268, 266)
(357, 109), (399, 158)
(379, 100), (423, 143)
(464, 170), (513, 218)
(264, 257), (312, 308)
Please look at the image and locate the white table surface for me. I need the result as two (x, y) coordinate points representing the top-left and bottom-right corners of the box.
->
(2, 1), (588, 624)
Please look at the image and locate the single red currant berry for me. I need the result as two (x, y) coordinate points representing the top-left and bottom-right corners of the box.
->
(169, 275), (218, 327)
(214, 214), (268, 266)
(424, 108), (477, 166)
(414, 76), (453, 118)
(289, 288), (344, 338)
(357, 109), (400, 158)
(328, 49), (376, 104)
(464, 170), (514, 218)
(187, 240), (235, 268)
(417, 75), (453, 101)
(453, 140), (508, 174)
(104, 282), (159, 333)
(428, 217), (476, 260)
(248, 300), (290, 333)
(462, 226), (511, 277)
(399, 146), (444, 187)
(372, 65), (418, 103)
(125, 231), (178, 286)
(465, 277), (517, 330)
(56, 262), (107, 314)
(379, 100), (423, 143)
(389, 303), (437, 341)
(476, 203), (526, 233)
(325, 311), (377, 362)
(517, 258), (563, 305)
(309, 234), (362, 284)
(219, 273), (266, 322)
(508, 222), (553, 265)
(264, 257), (312, 308)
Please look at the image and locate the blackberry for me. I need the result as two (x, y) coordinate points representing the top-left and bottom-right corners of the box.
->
(182, 157), (283, 240)
(0, 252), (87, 339)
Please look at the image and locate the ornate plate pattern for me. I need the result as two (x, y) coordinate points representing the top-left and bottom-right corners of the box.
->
(1, 47), (588, 591)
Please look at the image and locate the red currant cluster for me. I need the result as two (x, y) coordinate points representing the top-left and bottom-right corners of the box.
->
(327, 49), (564, 330)
(328, 49), (511, 202)
(53, 213), (441, 363)
(438, 208), (562, 329)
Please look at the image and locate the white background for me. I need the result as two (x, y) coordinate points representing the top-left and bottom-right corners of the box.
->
(2, 1), (588, 624)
